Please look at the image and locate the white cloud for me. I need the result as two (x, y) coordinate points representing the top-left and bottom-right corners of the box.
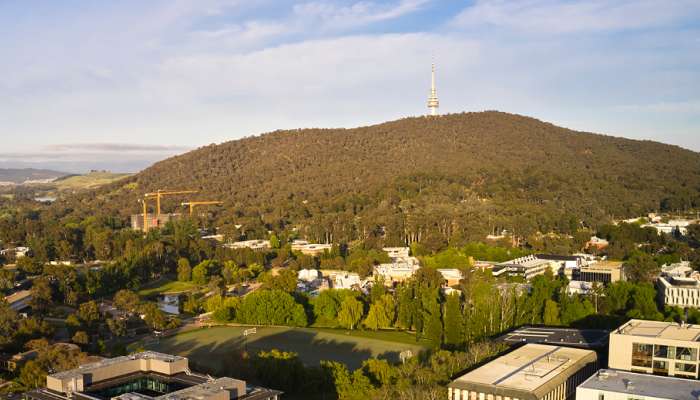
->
(293, 0), (431, 30)
(452, 0), (700, 34)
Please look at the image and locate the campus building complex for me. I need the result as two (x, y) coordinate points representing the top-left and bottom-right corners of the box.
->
(577, 369), (700, 400)
(25, 351), (281, 400)
(448, 344), (598, 400)
(609, 319), (700, 379)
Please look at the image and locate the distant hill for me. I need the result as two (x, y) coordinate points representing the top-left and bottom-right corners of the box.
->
(0, 168), (68, 184)
(52, 171), (132, 191)
(58, 111), (700, 244)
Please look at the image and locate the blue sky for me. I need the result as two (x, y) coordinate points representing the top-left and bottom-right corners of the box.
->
(1, 0), (699, 172)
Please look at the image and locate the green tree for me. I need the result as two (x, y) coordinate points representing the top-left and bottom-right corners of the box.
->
(177, 258), (192, 282)
(30, 277), (53, 314)
(338, 296), (364, 330)
(625, 252), (660, 283)
(114, 289), (140, 314)
(363, 294), (396, 330)
(141, 303), (167, 330)
(543, 299), (560, 325)
(191, 260), (211, 285)
(269, 234), (281, 249)
(72, 330), (89, 346)
(77, 301), (100, 328)
(236, 290), (307, 326)
(443, 293), (464, 348)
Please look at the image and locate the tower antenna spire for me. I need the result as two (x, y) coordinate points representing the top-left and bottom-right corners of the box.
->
(427, 60), (439, 116)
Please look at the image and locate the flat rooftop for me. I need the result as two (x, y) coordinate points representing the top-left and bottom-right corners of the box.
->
(50, 351), (186, 380)
(614, 319), (700, 342)
(583, 261), (622, 270)
(498, 326), (609, 349)
(579, 369), (700, 400)
(450, 344), (596, 394)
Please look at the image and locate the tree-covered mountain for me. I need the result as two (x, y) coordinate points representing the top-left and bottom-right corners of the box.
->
(56, 111), (700, 244)
(0, 168), (68, 184)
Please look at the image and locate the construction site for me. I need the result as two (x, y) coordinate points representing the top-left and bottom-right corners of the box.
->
(130, 189), (223, 231)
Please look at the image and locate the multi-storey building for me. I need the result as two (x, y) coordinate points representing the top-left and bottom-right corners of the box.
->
(657, 275), (700, 308)
(577, 369), (700, 400)
(609, 319), (700, 379)
(25, 351), (281, 400)
(492, 255), (559, 281)
(448, 343), (598, 400)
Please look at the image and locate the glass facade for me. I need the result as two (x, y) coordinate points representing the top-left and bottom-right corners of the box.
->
(676, 347), (698, 362)
(631, 343), (653, 368)
(88, 375), (190, 399)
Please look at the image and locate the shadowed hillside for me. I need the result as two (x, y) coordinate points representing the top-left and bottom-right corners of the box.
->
(56, 111), (700, 244)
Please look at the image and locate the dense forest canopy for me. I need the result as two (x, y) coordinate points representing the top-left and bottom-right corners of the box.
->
(55, 111), (700, 244)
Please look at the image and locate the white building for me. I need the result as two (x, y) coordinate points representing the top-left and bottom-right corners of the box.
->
(0, 246), (29, 258)
(437, 269), (463, 286)
(331, 272), (361, 290)
(661, 261), (693, 278)
(290, 240), (332, 256)
(567, 280), (594, 295)
(224, 240), (270, 251)
(374, 261), (419, 284)
(492, 255), (558, 280)
(298, 269), (321, 282)
(158, 294), (180, 315)
(382, 247), (410, 260)
(577, 369), (700, 400)
(642, 219), (696, 236)
(657, 275), (700, 308)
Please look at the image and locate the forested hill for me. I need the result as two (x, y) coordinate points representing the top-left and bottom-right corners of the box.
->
(59, 111), (700, 244)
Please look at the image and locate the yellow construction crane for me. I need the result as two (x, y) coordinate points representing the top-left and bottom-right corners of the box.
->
(140, 190), (198, 231)
(181, 201), (223, 216)
(144, 190), (199, 219)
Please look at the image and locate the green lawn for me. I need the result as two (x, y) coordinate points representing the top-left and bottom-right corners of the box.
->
(137, 279), (199, 297)
(138, 326), (428, 372)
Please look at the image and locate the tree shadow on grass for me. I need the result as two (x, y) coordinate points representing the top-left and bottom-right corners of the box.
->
(146, 326), (418, 371)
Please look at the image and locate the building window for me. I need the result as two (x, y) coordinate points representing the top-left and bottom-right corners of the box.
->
(652, 360), (668, 376)
(654, 344), (669, 358)
(598, 394), (604, 400)
(675, 362), (697, 375)
(676, 347), (698, 362)
(632, 343), (653, 368)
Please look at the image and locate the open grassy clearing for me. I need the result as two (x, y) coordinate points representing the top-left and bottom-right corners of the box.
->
(137, 279), (199, 297)
(138, 326), (428, 372)
(53, 172), (131, 190)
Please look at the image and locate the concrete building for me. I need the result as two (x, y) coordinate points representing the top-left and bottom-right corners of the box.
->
(5, 289), (32, 311)
(330, 272), (361, 290)
(1, 349), (38, 372)
(224, 240), (271, 251)
(609, 319), (700, 379)
(157, 294), (180, 315)
(492, 255), (558, 281)
(0, 246), (29, 258)
(497, 327), (609, 351)
(298, 269), (321, 282)
(661, 261), (694, 278)
(642, 219), (695, 236)
(130, 213), (182, 232)
(448, 344), (597, 400)
(586, 236), (609, 250)
(382, 247), (410, 260)
(567, 280), (594, 295)
(25, 351), (281, 400)
(577, 369), (700, 400)
(438, 269), (463, 286)
(374, 261), (420, 284)
(576, 261), (624, 284)
(290, 240), (332, 256)
(657, 275), (700, 308)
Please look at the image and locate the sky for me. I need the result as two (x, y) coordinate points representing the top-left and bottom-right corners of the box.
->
(1, 0), (699, 173)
